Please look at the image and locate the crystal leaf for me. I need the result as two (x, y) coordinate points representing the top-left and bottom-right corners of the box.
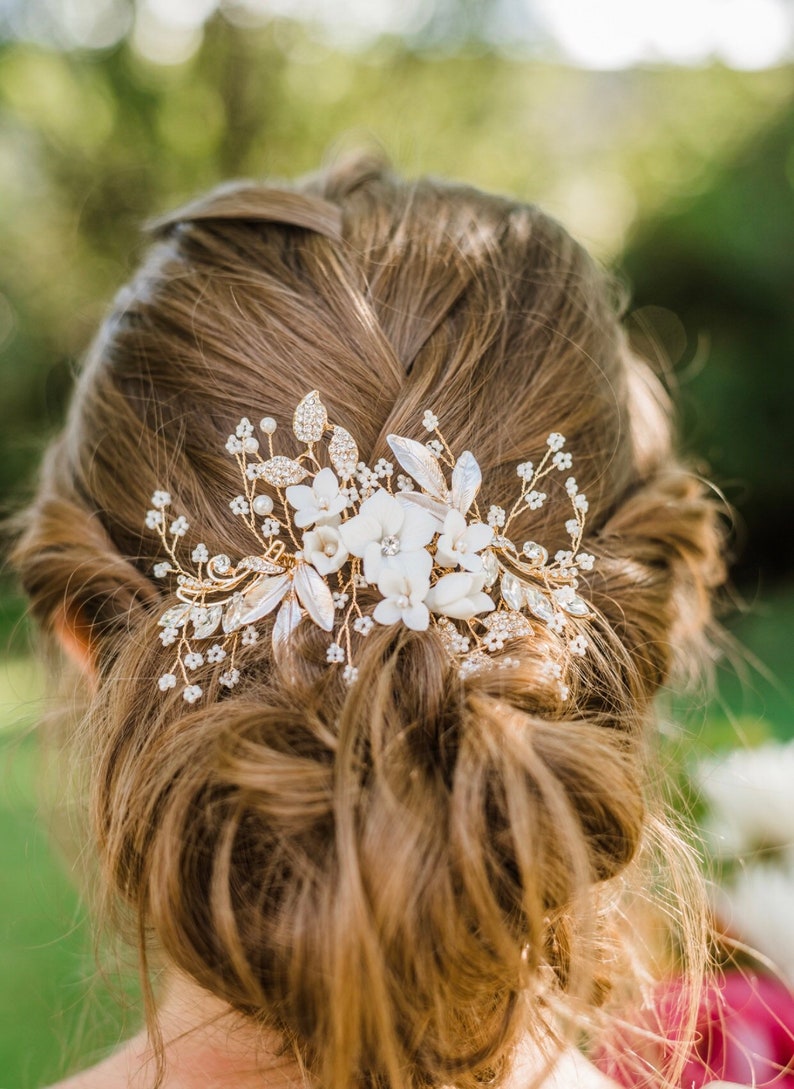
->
(237, 555), (285, 575)
(524, 585), (555, 622)
(500, 571), (525, 612)
(293, 390), (328, 443)
(272, 594), (303, 647)
(481, 549), (500, 589)
(386, 434), (450, 501)
(450, 450), (481, 515)
(192, 604), (223, 639)
(260, 457), (309, 487)
(560, 594), (591, 617)
(395, 490), (450, 526)
(328, 425), (358, 478)
(158, 603), (191, 628)
(238, 573), (290, 627)
(293, 562), (335, 631)
(222, 594), (245, 634)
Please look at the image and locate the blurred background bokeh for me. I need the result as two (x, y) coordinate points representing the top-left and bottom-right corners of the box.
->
(0, 1), (792, 1085)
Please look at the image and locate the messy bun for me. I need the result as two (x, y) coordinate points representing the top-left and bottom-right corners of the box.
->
(12, 154), (727, 1088)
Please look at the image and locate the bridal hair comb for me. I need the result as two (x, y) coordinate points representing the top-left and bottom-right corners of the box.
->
(146, 391), (595, 703)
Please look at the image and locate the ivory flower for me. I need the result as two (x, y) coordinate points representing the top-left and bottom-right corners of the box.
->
(339, 487), (436, 583)
(424, 571), (495, 621)
(303, 525), (349, 575)
(373, 560), (432, 631)
(435, 510), (493, 572)
(286, 467), (347, 528)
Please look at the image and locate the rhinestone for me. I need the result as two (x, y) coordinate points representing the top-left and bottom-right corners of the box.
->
(252, 494), (274, 516)
(481, 550), (499, 589)
(524, 586), (555, 622)
(292, 390), (328, 443)
(237, 555), (284, 574)
(210, 554), (231, 574)
(560, 593), (591, 617)
(260, 456), (309, 487)
(222, 594), (245, 633)
(381, 535), (400, 556)
(500, 571), (525, 612)
(158, 603), (191, 628)
(522, 541), (548, 566)
(192, 604), (223, 639)
(329, 425), (359, 479)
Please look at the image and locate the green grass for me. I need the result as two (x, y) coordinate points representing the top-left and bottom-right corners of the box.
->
(0, 587), (791, 1087)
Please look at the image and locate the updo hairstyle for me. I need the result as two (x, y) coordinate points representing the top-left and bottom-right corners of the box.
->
(11, 154), (727, 1089)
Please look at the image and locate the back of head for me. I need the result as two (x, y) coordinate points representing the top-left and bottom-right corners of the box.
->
(12, 154), (727, 1089)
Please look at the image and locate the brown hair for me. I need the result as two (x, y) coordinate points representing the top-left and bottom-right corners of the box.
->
(12, 154), (727, 1088)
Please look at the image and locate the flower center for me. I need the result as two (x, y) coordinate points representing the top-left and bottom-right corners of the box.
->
(324, 543), (336, 556)
(380, 535), (400, 556)
(318, 497), (330, 510)
(396, 594), (409, 609)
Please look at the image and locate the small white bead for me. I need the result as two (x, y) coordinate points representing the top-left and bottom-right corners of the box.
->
(260, 417), (277, 435)
(243, 436), (259, 453)
(252, 494), (274, 516)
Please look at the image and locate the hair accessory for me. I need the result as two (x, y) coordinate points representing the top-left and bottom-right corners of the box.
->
(146, 391), (595, 703)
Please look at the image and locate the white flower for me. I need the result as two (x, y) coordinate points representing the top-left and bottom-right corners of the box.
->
(516, 461), (534, 482)
(526, 491), (546, 511)
(374, 458), (393, 478)
(450, 633), (470, 654)
(184, 651), (204, 670)
(547, 432), (565, 452)
(236, 417), (254, 438)
(373, 567), (431, 631)
(303, 525), (349, 576)
(340, 485), (360, 506)
(159, 625), (179, 647)
(342, 664), (359, 685)
(145, 509), (163, 530)
(555, 550), (574, 566)
(435, 510), (494, 573)
(183, 684), (203, 703)
(153, 562), (172, 579)
(569, 634), (588, 657)
(426, 439), (444, 456)
(396, 474), (413, 492)
(326, 642), (345, 663)
(151, 490), (171, 509)
(574, 493), (589, 513)
(333, 591), (349, 609)
(229, 495), (250, 516)
(158, 673), (177, 691)
(226, 434), (243, 455)
(422, 410), (439, 431)
(170, 515), (189, 537)
(424, 572), (495, 621)
(565, 519), (579, 538)
(261, 518), (281, 537)
(241, 625), (258, 646)
(353, 615), (374, 636)
(246, 463), (266, 481)
(565, 477), (578, 496)
(353, 573), (368, 588)
(339, 487), (436, 584)
(552, 450), (572, 471)
(543, 660), (563, 680)
(206, 643), (227, 663)
(577, 552), (595, 571)
(219, 669), (240, 688)
(487, 505), (506, 528)
(286, 467), (347, 528)
(548, 613), (567, 634)
(554, 586), (576, 606)
(192, 543), (209, 564)
(484, 631), (504, 651)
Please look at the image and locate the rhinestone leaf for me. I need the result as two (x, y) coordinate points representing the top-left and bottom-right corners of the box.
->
(560, 593), (591, 617)
(522, 541), (548, 567)
(260, 457), (309, 487)
(482, 610), (532, 638)
(222, 594), (245, 634)
(386, 434), (450, 502)
(192, 604), (223, 639)
(500, 571), (525, 612)
(293, 390), (328, 443)
(329, 425), (359, 478)
(293, 562), (335, 631)
(237, 555), (285, 575)
(450, 450), (481, 515)
(158, 603), (191, 628)
(523, 585), (555, 622)
(272, 594), (303, 647)
(239, 573), (291, 627)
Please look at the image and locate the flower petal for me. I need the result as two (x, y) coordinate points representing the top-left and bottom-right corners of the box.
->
(373, 599), (403, 626)
(425, 572), (474, 610)
(285, 483), (315, 510)
(361, 487), (404, 536)
(313, 466), (340, 500)
(463, 521), (494, 553)
(339, 512), (383, 556)
(398, 505), (437, 551)
(402, 603), (430, 631)
(389, 548), (432, 585)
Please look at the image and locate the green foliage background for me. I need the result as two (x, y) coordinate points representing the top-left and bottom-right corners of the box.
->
(0, 9), (792, 1086)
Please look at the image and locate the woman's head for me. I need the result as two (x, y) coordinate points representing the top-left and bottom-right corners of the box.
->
(12, 153), (727, 1089)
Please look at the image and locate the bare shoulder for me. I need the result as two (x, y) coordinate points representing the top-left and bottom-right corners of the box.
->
(41, 1032), (150, 1089)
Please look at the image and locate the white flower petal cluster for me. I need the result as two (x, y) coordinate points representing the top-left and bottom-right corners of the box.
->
(286, 467), (347, 528)
(303, 525), (349, 575)
(424, 572), (495, 621)
(339, 488), (436, 584)
(435, 510), (493, 572)
(374, 561), (432, 631)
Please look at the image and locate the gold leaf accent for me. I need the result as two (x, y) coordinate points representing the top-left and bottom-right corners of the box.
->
(260, 457), (309, 487)
(328, 425), (358, 479)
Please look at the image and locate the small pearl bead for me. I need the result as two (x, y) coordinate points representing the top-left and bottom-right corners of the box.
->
(324, 543), (336, 556)
(252, 495), (274, 516)
(260, 417), (277, 435)
(458, 541), (467, 553)
(318, 497), (329, 509)
(396, 595), (409, 609)
(243, 436), (259, 453)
